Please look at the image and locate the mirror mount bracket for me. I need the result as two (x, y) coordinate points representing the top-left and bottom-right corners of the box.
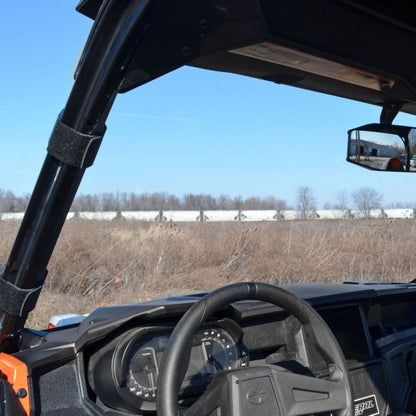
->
(380, 101), (403, 126)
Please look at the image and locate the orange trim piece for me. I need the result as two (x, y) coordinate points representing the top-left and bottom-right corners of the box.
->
(0, 352), (30, 415)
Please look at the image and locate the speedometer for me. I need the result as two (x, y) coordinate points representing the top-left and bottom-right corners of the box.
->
(123, 332), (169, 402)
(126, 346), (158, 400)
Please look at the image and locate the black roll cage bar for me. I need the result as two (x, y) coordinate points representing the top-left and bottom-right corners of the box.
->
(0, 0), (172, 351)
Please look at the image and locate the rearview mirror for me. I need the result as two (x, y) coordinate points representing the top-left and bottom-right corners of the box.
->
(347, 123), (416, 172)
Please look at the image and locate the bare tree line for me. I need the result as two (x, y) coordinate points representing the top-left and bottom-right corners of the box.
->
(0, 190), (290, 213)
(296, 186), (385, 219)
(70, 192), (291, 212)
(0, 190), (30, 213)
(0, 186), (408, 214)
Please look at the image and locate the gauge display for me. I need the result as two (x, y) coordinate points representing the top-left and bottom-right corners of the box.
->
(123, 325), (247, 402)
(195, 328), (239, 372)
(126, 346), (158, 400)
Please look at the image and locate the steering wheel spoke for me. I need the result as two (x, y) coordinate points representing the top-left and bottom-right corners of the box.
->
(271, 365), (349, 415)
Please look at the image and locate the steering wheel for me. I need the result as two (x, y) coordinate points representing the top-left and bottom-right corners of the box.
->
(157, 282), (353, 416)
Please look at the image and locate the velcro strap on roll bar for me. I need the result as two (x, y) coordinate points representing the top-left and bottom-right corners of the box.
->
(0, 279), (42, 317)
(47, 112), (104, 169)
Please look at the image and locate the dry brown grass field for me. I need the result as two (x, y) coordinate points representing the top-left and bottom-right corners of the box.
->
(1, 218), (416, 328)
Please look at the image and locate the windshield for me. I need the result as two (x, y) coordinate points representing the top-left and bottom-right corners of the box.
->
(2, 2), (416, 327)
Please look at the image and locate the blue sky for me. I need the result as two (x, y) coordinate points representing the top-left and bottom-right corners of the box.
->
(1, 2), (416, 208)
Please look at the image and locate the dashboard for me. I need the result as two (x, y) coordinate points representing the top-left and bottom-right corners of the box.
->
(13, 281), (416, 415)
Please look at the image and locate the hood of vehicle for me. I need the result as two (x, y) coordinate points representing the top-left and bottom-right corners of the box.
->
(77, 0), (416, 117)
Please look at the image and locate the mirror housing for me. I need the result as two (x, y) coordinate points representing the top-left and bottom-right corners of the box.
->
(347, 123), (416, 172)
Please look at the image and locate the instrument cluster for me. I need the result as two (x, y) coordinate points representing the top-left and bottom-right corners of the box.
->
(88, 319), (248, 413)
